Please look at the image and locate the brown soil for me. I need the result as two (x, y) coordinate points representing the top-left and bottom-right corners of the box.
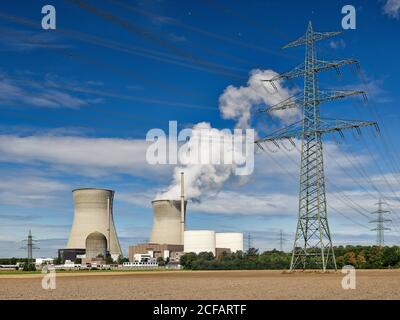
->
(0, 269), (399, 300)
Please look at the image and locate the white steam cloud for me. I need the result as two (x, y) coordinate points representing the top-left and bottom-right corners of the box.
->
(157, 69), (295, 201)
(219, 69), (298, 129)
(155, 122), (244, 201)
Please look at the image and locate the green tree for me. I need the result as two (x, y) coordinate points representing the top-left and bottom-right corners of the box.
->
(23, 263), (36, 271)
(383, 246), (400, 267)
(356, 253), (367, 269)
(180, 252), (198, 269)
(245, 248), (259, 262)
(105, 255), (114, 264)
(343, 251), (357, 266)
(117, 255), (124, 264)
(157, 257), (166, 266)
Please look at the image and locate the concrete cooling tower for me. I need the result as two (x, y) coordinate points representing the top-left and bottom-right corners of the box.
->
(216, 232), (244, 252)
(67, 188), (122, 260)
(150, 200), (187, 245)
(184, 230), (216, 255)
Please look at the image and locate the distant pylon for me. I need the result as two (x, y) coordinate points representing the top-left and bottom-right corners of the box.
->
(256, 22), (378, 271)
(247, 233), (252, 250)
(21, 230), (39, 264)
(279, 230), (286, 252)
(370, 199), (391, 246)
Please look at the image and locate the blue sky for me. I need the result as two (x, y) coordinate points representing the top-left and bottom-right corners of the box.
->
(0, 0), (400, 258)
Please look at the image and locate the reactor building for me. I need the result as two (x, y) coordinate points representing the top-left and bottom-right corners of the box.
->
(58, 188), (122, 262)
(184, 231), (244, 255)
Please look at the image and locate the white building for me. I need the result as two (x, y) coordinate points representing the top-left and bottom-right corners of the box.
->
(35, 257), (54, 265)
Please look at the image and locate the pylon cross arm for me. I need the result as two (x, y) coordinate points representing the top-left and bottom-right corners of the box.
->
(259, 89), (366, 115)
(315, 59), (359, 73)
(262, 58), (359, 89)
(282, 31), (341, 49)
(255, 118), (377, 144)
(262, 63), (306, 86)
(318, 89), (367, 104)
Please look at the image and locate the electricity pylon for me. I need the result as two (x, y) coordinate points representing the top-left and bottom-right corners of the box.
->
(278, 229), (286, 252)
(370, 199), (391, 246)
(256, 22), (378, 271)
(21, 230), (39, 264)
(247, 233), (252, 250)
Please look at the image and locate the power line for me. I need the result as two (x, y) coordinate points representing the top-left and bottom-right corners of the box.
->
(66, 0), (246, 80)
(111, 0), (299, 61)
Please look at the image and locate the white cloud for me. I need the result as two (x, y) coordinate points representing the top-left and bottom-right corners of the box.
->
(383, 0), (400, 18)
(0, 134), (170, 178)
(0, 171), (70, 207)
(0, 74), (94, 109)
(219, 69), (298, 129)
(0, 28), (68, 52)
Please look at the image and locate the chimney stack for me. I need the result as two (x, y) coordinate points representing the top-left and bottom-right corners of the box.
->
(180, 172), (185, 244)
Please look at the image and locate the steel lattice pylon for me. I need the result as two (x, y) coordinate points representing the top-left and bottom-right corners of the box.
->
(21, 230), (39, 264)
(292, 22), (335, 271)
(256, 22), (378, 271)
(370, 199), (391, 247)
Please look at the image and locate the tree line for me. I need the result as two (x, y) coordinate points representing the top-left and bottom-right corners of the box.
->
(179, 245), (400, 270)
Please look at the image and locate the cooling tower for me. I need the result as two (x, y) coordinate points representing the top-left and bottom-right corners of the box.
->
(67, 188), (122, 260)
(216, 232), (244, 252)
(150, 200), (187, 245)
(85, 232), (107, 259)
(184, 230), (216, 255)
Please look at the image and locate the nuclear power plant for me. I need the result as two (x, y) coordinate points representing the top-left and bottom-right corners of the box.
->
(58, 188), (122, 262)
(128, 173), (244, 263)
(57, 174), (243, 265)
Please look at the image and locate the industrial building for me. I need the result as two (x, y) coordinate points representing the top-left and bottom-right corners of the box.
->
(35, 257), (54, 266)
(58, 188), (122, 262)
(128, 243), (184, 262)
(130, 184), (243, 262)
(216, 232), (244, 253)
(128, 173), (244, 264)
(129, 231), (243, 263)
(184, 230), (216, 255)
(184, 231), (244, 256)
